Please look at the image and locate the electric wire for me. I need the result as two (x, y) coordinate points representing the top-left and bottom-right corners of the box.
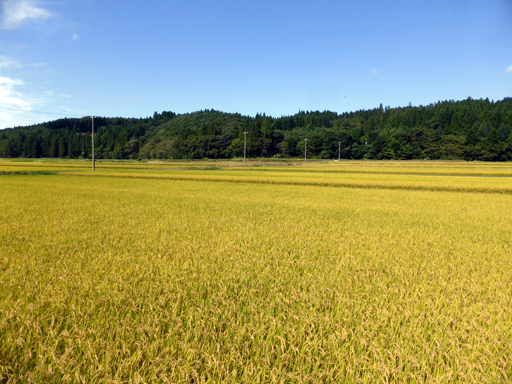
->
(0, 106), (86, 118)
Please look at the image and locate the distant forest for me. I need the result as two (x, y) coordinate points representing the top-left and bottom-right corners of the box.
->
(1, 97), (512, 161)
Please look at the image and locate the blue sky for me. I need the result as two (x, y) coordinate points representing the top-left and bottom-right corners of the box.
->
(0, 0), (511, 128)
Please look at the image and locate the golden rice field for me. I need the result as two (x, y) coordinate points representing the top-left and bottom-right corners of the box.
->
(1, 159), (512, 383)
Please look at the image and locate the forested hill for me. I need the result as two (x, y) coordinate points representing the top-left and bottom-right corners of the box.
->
(1, 97), (512, 161)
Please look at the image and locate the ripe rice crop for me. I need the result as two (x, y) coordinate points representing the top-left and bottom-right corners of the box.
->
(1, 161), (512, 382)
(68, 168), (512, 195)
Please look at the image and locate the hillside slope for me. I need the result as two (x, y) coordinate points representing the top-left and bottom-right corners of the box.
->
(1, 98), (511, 161)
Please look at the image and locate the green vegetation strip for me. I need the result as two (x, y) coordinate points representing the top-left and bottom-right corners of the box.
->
(0, 171), (58, 175)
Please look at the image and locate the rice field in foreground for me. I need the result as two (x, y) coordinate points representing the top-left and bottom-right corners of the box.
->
(1, 160), (512, 383)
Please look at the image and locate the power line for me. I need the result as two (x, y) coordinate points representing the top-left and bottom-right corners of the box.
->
(0, 106), (86, 118)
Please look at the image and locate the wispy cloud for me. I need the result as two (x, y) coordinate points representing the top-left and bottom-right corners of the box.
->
(72, 33), (79, 41)
(369, 68), (381, 76)
(0, 55), (21, 69)
(506, 65), (512, 73)
(0, 0), (54, 30)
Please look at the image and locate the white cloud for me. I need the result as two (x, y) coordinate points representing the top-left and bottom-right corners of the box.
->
(0, 75), (27, 106)
(0, 71), (76, 128)
(72, 33), (79, 41)
(506, 66), (512, 73)
(0, 75), (33, 128)
(369, 68), (381, 76)
(0, 0), (54, 30)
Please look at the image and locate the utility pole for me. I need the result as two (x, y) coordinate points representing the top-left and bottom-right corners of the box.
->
(304, 139), (308, 162)
(243, 131), (248, 166)
(338, 142), (341, 160)
(91, 116), (95, 171)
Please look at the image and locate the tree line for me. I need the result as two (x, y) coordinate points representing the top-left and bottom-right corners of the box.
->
(1, 97), (512, 161)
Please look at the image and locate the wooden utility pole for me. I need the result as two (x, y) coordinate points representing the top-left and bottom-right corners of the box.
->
(243, 132), (248, 166)
(92, 116), (95, 171)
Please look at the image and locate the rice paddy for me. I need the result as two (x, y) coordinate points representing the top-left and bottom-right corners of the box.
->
(1, 159), (511, 383)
